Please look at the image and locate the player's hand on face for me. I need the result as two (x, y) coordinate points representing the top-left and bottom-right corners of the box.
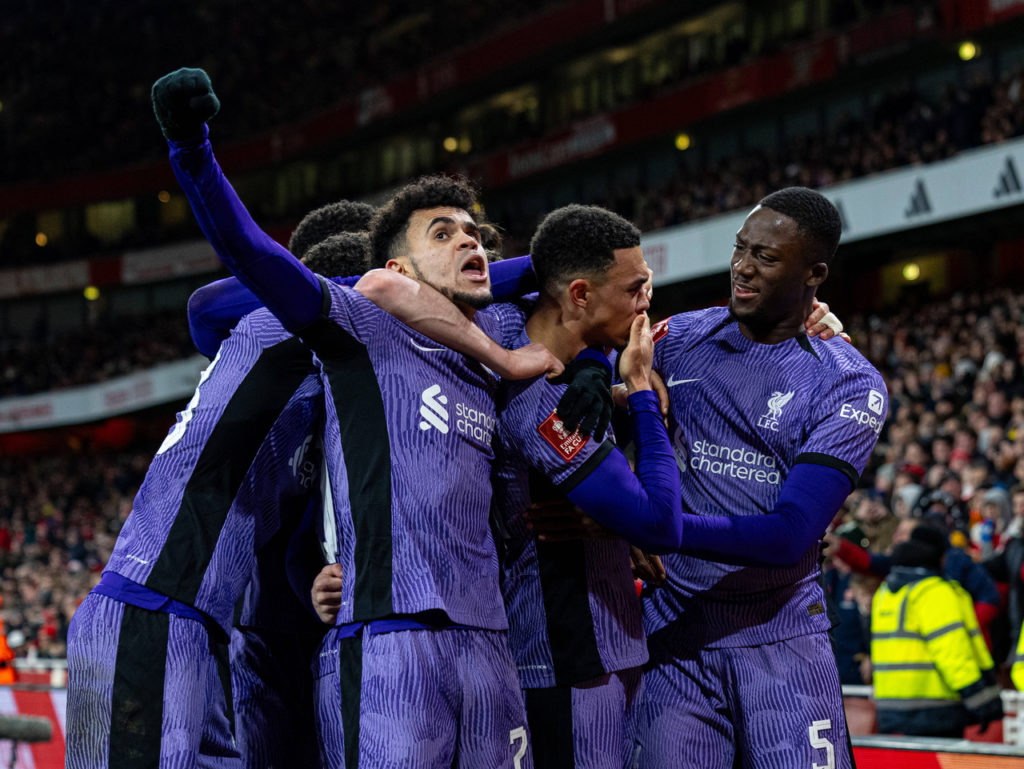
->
(151, 67), (221, 143)
(618, 313), (654, 393)
(804, 299), (846, 341)
(500, 342), (564, 381)
(311, 563), (343, 625)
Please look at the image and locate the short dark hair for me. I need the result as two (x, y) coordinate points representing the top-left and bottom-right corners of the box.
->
(288, 200), (375, 259)
(301, 232), (370, 278)
(369, 175), (479, 268)
(757, 187), (842, 263)
(529, 204), (641, 292)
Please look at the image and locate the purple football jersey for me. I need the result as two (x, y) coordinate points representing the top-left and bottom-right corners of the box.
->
(306, 282), (521, 629)
(104, 308), (323, 634)
(495, 330), (646, 688)
(645, 307), (886, 648)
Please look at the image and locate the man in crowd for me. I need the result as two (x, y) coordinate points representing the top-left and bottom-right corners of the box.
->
(872, 533), (1001, 736)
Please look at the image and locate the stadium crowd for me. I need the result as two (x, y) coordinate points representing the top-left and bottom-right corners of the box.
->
(496, 67), (1024, 245)
(0, 0), (906, 186)
(0, 310), (197, 398)
(824, 285), (1024, 694)
(0, 450), (147, 661)
(1, 0), (555, 185)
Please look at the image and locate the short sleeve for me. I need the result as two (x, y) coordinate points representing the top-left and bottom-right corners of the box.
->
(796, 366), (887, 487)
(478, 301), (530, 349)
(500, 377), (613, 490)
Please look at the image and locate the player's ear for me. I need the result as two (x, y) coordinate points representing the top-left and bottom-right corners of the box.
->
(806, 262), (828, 288)
(385, 258), (411, 277)
(567, 278), (590, 309)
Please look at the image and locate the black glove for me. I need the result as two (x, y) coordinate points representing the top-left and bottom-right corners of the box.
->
(961, 677), (1003, 732)
(152, 67), (220, 142)
(553, 351), (612, 439)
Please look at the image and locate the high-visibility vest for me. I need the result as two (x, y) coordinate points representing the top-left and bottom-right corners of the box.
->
(1012, 626), (1024, 690)
(950, 580), (995, 673)
(871, 575), (984, 709)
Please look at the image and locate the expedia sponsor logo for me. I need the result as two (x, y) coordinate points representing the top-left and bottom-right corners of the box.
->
(419, 384), (495, 446)
(868, 389), (885, 416)
(840, 402), (884, 434)
(689, 440), (781, 485)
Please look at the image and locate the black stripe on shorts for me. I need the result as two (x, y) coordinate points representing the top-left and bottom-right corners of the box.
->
(525, 686), (576, 769)
(109, 605), (169, 769)
(338, 633), (364, 769)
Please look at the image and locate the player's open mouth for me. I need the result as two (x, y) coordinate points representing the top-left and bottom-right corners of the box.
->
(460, 255), (488, 282)
(733, 282), (758, 299)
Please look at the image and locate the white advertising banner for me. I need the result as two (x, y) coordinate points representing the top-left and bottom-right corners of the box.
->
(0, 261), (90, 299)
(0, 355), (208, 433)
(645, 136), (1024, 286)
(120, 241), (222, 284)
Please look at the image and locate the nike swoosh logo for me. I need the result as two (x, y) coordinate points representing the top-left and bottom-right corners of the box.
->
(410, 340), (447, 352)
(666, 377), (701, 387)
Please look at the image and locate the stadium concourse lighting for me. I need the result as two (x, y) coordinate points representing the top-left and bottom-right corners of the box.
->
(675, 132), (691, 151)
(902, 263), (921, 281)
(83, 286), (100, 301)
(959, 41), (978, 61)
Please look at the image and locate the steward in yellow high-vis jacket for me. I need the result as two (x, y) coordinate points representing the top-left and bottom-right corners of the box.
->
(1012, 626), (1024, 690)
(871, 538), (1002, 736)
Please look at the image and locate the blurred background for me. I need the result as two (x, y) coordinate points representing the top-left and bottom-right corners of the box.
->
(2, 1), (1024, 764)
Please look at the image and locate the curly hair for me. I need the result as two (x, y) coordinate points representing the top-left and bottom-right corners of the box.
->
(368, 175), (480, 268)
(529, 204), (641, 292)
(288, 200), (375, 260)
(757, 187), (841, 263)
(301, 232), (370, 278)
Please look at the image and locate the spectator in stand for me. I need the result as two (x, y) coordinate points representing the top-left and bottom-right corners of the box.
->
(827, 516), (1001, 648)
(984, 487), (1024, 664)
(871, 536), (1002, 737)
(823, 529), (877, 686)
(0, 310), (198, 398)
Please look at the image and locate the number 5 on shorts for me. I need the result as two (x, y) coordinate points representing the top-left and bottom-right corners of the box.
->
(509, 726), (528, 768)
(808, 719), (834, 769)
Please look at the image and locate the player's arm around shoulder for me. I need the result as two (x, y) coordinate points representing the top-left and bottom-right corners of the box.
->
(354, 268), (561, 380)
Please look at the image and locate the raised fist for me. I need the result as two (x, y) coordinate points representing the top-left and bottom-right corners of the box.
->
(151, 67), (220, 142)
